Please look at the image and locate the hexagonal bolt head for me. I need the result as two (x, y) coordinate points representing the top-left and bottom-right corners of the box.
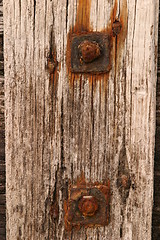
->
(78, 196), (98, 217)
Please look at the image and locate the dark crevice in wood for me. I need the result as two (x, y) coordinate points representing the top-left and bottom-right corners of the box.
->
(66, 0), (69, 32)
(120, 224), (123, 238)
(33, 0), (36, 28)
(19, 0), (21, 21)
(71, 162), (74, 184)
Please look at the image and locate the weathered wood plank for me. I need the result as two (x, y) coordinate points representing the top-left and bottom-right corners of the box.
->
(0, 1), (5, 239)
(0, 5), (4, 236)
(152, 9), (160, 235)
(4, 0), (159, 240)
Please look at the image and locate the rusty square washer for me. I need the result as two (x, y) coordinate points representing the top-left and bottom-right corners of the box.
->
(71, 32), (111, 73)
(64, 180), (110, 231)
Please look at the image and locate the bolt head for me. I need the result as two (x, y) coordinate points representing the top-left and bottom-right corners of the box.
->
(78, 196), (98, 217)
(78, 40), (101, 63)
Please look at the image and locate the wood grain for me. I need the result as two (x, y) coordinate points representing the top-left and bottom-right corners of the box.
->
(3, 0), (159, 239)
(0, 0), (5, 239)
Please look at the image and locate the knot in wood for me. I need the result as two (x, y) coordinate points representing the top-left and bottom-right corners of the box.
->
(78, 40), (101, 63)
(78, 196), (98, 217)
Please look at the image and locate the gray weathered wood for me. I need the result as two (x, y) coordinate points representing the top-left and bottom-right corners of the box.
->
(4, 0), (159, 239)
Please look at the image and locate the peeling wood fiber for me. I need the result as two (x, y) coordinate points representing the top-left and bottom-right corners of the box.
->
(3, 0), (159, 240)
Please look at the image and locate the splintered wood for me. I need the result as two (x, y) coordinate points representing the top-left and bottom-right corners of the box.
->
(4, 0), (159, 239)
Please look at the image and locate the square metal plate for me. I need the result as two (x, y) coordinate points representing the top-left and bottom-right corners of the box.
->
(64, 182), (110, 231)
(71, 33), (111, 73)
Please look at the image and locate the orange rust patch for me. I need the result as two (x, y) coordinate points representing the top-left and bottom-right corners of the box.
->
(66, 0), (93, 88)
(76, 172), (87, 187)
(74, 0), (91, 33)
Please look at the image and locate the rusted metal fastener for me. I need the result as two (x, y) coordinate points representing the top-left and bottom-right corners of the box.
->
(71, 33), (111, 73)
(78, 196), (98, 217)
(78, 40), (101, 63)
(112, 20), (122, 37)
(64, 176), (110, 231)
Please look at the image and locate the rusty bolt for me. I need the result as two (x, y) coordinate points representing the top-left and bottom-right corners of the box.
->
(78, 196), (98, 217)
(78, 40), (101, 63)
(112, 20), (122, 36)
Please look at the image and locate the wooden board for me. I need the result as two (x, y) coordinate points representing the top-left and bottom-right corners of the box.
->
(3, 0), (159, 239)
(152, 6), (160, 238)
(0, 0), (5, 239)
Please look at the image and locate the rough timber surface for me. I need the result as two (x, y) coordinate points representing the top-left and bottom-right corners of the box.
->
(152, 4), (160, 238)
(0, 0), (5, 239)
(3, 0), (159, 240)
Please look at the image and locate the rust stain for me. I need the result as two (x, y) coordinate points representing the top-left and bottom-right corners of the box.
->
(105, 0), (128, 69)
(76, 172), (87, 186)
(105, 0), (118, 33)
(66, 0), (92, 88)
(74, 0), (91, 33)
(66, 0), (128, 92)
